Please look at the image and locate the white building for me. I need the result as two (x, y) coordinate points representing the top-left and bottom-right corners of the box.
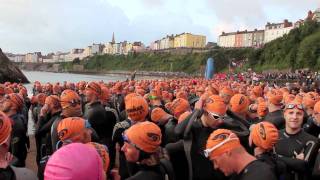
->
(6, 54), (24, 63)
(63, 48), (86, 62)
(218, 32), (236, 47)
(103, 43), (113, 54)
(52, 52), (68, 62)
(242, 32), (253, 47)
(14, 55), (25, 63)
(313, 8), (320, 22)
(124, 42), (133, 55)
(91, 44), (103, 55)
(132, 42), (146, 53)
(159, 35), (174, 49)
(42, 58), (55, 63)
(25, 52), (42, 63)
(150, 41), (160, 50)
(42, 53), (55, 63)
(84, 46), (92, 57)
(112, 43), (121, 54)
(264, 20), (294, 43)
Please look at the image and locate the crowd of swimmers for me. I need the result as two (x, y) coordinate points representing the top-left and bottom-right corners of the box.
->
(0, 78), (320, 180)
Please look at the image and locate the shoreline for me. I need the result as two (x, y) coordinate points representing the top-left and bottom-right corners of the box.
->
(21, 69), (194, 78)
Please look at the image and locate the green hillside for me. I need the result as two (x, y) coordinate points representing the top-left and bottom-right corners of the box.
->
(249, 20), (320, 71)
(62, 48), (253, 74)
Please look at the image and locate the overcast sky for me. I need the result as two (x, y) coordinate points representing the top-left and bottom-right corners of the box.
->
(1, 0), (319, 54)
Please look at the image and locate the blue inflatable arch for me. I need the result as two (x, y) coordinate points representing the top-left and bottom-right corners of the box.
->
(205, 58), (214, 79)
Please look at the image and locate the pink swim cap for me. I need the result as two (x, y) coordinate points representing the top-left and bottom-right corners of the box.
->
(44, 143), (103, 180)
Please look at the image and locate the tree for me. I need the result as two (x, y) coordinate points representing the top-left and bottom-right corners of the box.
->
(297, 30), (320, 69)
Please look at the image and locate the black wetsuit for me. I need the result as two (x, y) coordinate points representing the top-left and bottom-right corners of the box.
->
(162, 118), (179, 145)
(84, 101), (116, 147)
(36, 112), (61, 156)
(111, 94), (125, 115)
(256, 152), (287, 179)
(50, 115), (99, 152)
(35, 112), (61, 180)
(303, 117), (320, 138)
(10, 113), (28, 167)
(264, 109), (285, 129)
(313, 151), (320, 179)
(230, 160), (277, 180)
(1, 166), (37, 180)
(275, 129), (320, 180)
(31, 104), (42, 125)
(0, 166), (14, 180)
(111, 119), (138, 180)
(21, 102), (30, 128)
(173, 110), (249, 180)
(126, 164), (164, 180)
(50, 115), (63, 152)
(35, 113), (51, 166)
(79, 93), (86, 113)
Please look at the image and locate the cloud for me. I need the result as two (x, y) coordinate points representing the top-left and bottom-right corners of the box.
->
(128, 11), (212, 44)
(141, 0), (166, 8)
(209, 0), (266, 24)
(0, 0), (319, 53)
(268, 0), (320, 11)
(0, 0), (130, 54)
(207, 0), (319, 37)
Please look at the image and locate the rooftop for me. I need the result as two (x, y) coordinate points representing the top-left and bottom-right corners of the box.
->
(220, 29), (264, 36)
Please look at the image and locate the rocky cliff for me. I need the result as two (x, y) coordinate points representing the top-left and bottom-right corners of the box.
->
(0, 48), (29, 83)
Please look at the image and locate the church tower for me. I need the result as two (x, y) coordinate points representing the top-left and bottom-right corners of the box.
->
(112, 32), (115, 44)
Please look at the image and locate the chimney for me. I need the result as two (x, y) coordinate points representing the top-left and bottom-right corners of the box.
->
(284, 19), (292, 27)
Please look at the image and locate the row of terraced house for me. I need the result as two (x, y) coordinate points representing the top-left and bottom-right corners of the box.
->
(150, 32), (207, 50)
(6, 31), (208, 63)
(218, 9), (320, 48)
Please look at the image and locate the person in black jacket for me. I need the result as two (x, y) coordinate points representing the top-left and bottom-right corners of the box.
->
(150, 107), (178, 145)
(111, 93), (149, 180)
(249, 121), (287, 179)
(18, 87), (30, 126)
(304, 100), (320, 138)
(150, 107), (184, 179)
(51, 89), (84, 152)
(0, 111), (37, 180)
(264, 89), (285, 129)
(173, 94), (249, 180)
(275, 101), (320, 180)
(35, 95), (62, 180)
(112, 121), (168, 180)
(0, 93), (28, 167)
(83, 82), (116, 148)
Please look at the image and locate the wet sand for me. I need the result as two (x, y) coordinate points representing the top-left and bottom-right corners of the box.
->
(25, 109), (37, 173)
(26, 136), (37, 173)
